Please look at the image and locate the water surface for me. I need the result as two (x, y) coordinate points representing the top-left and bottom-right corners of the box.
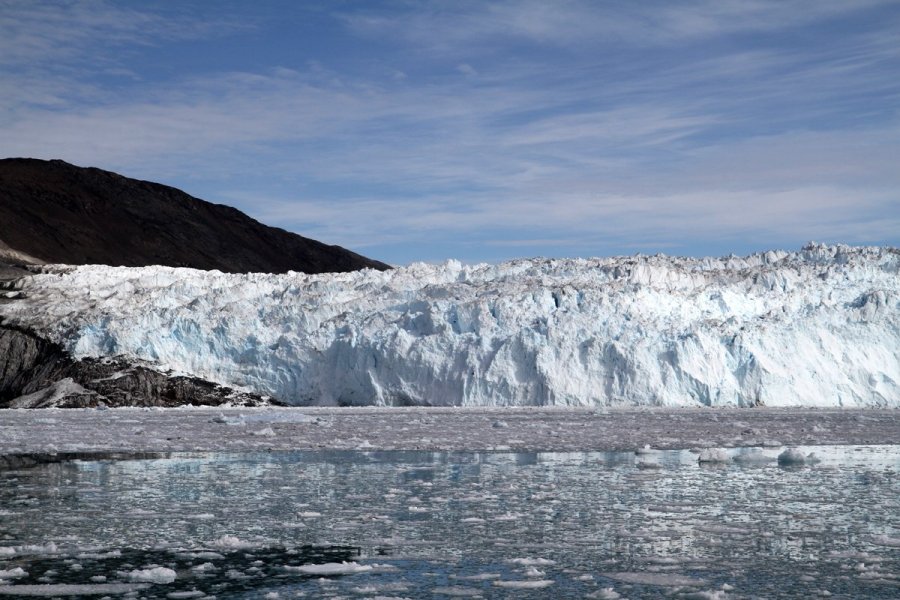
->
(1, 446), (899, 598)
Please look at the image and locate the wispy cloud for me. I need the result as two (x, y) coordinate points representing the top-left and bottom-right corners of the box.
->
(342, 0), (897, 50)
(235, 180), (897, 260)
(0, 0), (249, 66)
(1, 0), (897, 262)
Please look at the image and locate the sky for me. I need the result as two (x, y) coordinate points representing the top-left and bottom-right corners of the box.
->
(1, 0), (898, 265)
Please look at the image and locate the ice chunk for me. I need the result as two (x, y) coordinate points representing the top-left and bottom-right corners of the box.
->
(698, 449), (730, 464)
(12, 543), (57, 556)
(505, 558), (555, 566)
(603, 572), (705, 586)
(430, 586), (484, 596)
(587, 589), (622, 600)
(0, 583), (150, 596)
(0, 567), (27, 579)
(872, 535), (900, 548)
(285, 561), (373, 575)
(732, 449), (774, 465)
(127, 566), (177, 583)
(493, 579), (554, 589)
(778, 448), (819, 466)
(210, 535), (255, 549)
(680, 592), (728, 600)
(449, 573), (501, 581)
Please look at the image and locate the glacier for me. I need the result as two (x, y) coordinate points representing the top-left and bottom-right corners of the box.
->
(1, 243), (898, 407)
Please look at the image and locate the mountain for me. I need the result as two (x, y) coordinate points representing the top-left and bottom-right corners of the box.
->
(0, 158), (390, 273)
(3, 243), (898, 408)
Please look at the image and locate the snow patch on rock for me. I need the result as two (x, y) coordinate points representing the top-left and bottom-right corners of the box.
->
(8, 378), (97, 409)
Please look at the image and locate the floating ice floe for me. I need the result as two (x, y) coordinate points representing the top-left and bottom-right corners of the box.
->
(493, 579), (554, 589)
(430, 586), (483, 596)
(126, 566), (177, 583)
(210, 535), (256, 549)
(11, 543), (58, 556)
(872, 535), (900, 548)
(778, 448), (821, 466)
(732, 449), (774, 465)
(286, 562), (373, 575)
(603, 572), (706, 586)
(0, 583), (150, 596)
(680, 591), (729, 600)
(587, 588), (622, 599)
(505, 557), (555, 566)
(697, 448), (730, 464)
(0, 567), (27, 580)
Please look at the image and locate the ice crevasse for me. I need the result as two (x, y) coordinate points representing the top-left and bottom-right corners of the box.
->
(3, 243), (898, 407)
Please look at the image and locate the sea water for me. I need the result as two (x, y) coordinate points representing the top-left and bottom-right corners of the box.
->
(0, 446), (898, 598)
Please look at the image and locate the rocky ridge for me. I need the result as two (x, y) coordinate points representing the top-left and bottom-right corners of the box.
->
(0, 158), (389, 274)
(0, 157), (387, 407)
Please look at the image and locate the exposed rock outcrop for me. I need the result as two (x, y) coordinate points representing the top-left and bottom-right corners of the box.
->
(0, 323), (279, 408)
(0, 158), (390, 274)
(0, 324), (70, 402)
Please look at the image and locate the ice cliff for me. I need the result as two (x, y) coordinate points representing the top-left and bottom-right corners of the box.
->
(2, 243), (898, 407)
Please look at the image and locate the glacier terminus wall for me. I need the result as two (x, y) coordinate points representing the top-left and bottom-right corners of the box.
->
(2, 244), (898, 407)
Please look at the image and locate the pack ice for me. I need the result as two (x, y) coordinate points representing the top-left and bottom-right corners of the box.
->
(2, 243), (898, 407)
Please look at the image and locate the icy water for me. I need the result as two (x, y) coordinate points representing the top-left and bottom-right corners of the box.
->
(1, 447), (899, 599)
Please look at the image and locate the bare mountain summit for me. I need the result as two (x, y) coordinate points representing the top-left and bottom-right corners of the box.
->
(0, 158), (389, 273)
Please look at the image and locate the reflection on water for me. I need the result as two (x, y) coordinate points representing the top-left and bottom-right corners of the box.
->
(0, 446), (898, 598)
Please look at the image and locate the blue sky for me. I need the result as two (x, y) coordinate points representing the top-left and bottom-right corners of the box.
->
(2, 0), (898, 265)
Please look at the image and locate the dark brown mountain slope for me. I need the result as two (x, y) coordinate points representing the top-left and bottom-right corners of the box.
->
(0, 158), (390, 273)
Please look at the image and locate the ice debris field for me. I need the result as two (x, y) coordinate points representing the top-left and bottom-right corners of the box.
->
(2, 243), (898, 407)
(1, 445), (899, 599)
(2, 406), (900, 459)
